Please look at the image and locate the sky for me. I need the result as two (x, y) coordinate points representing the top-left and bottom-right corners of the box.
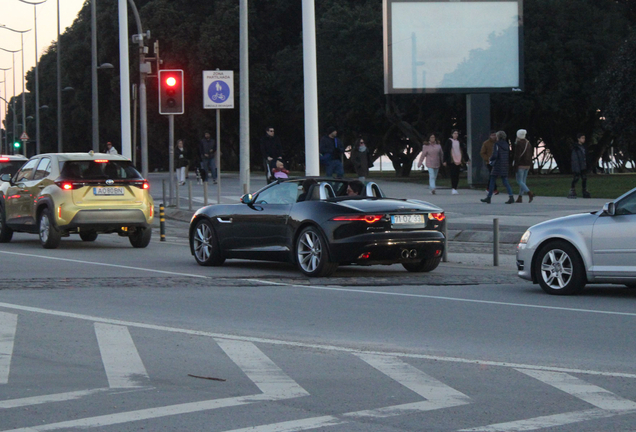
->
(0, 0), (86, 126)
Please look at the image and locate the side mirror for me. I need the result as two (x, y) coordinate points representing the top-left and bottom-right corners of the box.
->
(0, 174), (11, 183)
(240, 193), (255, 205)
(603, 202), (615, 216)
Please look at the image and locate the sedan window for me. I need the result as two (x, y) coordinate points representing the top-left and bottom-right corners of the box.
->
(615, 191), (636, 215)
(255, 182), (299, 204)
(14, 159), (39, 182)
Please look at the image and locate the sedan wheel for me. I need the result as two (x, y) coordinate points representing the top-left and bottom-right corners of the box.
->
(192, 219), (225, 266)
(39, 209), (62, 249)
(296, 226), (337, 277)
(79, 230), (98, 242)
(402, 257), (441, 273)
(535, 241), (585, 295)
(129, 227), (152, 248)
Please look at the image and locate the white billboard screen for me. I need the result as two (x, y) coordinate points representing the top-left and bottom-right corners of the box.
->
(384, 0), (523, 93)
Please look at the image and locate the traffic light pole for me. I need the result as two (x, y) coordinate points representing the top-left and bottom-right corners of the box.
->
(168, 114), (174, 206)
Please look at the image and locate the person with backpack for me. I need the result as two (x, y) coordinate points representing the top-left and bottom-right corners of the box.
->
(513, 129), (535, 202)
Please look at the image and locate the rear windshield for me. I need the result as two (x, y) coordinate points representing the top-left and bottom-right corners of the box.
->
(0, 161), (26, 177)
(59, 160), (143, 180)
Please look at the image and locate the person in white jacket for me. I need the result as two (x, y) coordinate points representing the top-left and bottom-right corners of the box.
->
(104, 142), (118, 155)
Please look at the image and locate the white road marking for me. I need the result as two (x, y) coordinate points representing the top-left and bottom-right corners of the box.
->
(517, 369), (636, 411)
(0, 250), (208, 279)
(0, 312), (17, 384)
(215, 339), (309, 399)
(347, 354), (471, 418)
(459, 369), (636, 431)
(0, 301), (635, 379)
(223, 416), (347, 432)
(0, 388), (109, 409)
(94, 323), (150, 388)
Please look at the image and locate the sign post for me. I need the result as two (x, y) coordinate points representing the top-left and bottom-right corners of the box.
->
(20, 132), (29, 156)
(203, 70), (234, 204)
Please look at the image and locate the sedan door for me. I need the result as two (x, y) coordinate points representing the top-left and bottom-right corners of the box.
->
(592, 190), (636, 277)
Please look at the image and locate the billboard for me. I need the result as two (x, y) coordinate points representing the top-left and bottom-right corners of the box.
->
(383, 0), (523, 94)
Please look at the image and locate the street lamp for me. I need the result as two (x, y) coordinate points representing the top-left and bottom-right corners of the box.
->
(0, 26), (30, 156)
(0, 67), (9, 153)
(19, 0), (48, 155)
(0, 46), (24, 155)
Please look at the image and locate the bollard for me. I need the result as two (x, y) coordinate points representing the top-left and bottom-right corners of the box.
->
(162, 179), (166, 208)
(188, 180), (193, 211)
(175, 181), (181, 210)
(203, 181), (209, 206)
(442, 219), (448, 262)
(159, 204), (166, 242)
(493, 218), (499, 266)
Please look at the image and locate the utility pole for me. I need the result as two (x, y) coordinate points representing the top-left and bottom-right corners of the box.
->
(239, 0), (250, 193)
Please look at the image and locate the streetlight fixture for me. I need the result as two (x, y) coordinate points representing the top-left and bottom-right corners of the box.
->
(19, 0), (48, 155)
(0, 25), (30, 156)
(0, 67), (9, 153)
(0, 46), (24, 155)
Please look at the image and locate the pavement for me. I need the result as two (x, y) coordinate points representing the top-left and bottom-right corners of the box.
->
(147, 171), (611, 269)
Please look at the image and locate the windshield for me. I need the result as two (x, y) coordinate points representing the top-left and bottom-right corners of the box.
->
(0, 161), (26, 178)
(60, 160), (143, 180)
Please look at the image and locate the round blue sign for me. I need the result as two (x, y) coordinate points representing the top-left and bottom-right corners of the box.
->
(208, 80), (230, 103)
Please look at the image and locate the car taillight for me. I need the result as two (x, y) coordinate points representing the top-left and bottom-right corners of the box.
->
(94, 159), (109, 163)
(56, 181), (79, 190)
(332, 215), (383, 223)
(428, 212), (445, 222)
(0, 157), (9, 162)
(143, 182), (149, 190)
(129, 181), (149, 189)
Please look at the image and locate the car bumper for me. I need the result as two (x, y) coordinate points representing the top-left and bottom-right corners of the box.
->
(516, 243), (535, 281)
(329, 231), (445, 265)
(62, 209), (152, 231)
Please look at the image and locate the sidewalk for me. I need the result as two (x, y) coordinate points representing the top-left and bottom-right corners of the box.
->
(149, 171), (609, 261)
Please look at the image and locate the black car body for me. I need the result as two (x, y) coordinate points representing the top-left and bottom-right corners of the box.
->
(189, 178), (446, 277)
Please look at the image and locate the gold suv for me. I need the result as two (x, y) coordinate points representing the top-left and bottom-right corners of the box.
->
(0, 152), (154, 249)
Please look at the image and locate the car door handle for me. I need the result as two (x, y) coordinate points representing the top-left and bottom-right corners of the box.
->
(217, 217), (232, 224)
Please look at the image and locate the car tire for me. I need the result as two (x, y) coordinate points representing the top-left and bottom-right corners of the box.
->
(129, 227), (152, 248)
(0, 205), (13, 243)
(402, 257), (441, 273)
(79, 230), (98, 242)
(534, 240), (586, 295)
(39, 208), (62, 249)
(192, 219), (225, 266)
(295, 226), (338, 277)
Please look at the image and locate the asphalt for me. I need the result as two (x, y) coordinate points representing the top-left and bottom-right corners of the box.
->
(147, 171), (610, 269)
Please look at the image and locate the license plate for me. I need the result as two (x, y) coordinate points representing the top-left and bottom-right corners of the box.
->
(391, 214), (425, 225)
(93, 187), (124, 196)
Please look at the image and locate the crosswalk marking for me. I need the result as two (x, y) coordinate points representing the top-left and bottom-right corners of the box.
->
(0, 312), (17, 385)
(0, 389), (109, 409)
(222, 416), (347, 432)
(215, 338), (309, 399)
(94, 323), (150, 388)
(459, 369), (636, 431)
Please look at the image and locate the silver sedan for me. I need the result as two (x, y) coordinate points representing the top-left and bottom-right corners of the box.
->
(517, 187), (636, 294)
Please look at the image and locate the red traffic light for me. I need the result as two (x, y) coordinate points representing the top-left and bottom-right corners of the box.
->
(166, 76), (177, 87)
(158, 69), (184, 115)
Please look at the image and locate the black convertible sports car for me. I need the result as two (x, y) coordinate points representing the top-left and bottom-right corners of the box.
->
(189, 178), (446, 277)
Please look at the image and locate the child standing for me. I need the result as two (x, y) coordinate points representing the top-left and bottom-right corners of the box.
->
(417, 133), (444, 194)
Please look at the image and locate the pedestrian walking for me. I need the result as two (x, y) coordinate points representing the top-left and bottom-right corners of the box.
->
(104, 142), (118, 155)
(351, 137), (371, 181)
(512, 129), (534, 202)
(481, 131), (514, 204)
(259, 126), (283, 183)
(417, 133), (444, 194)
(568, 133), (590, 198)
(480, 131), (498, 195)
(199, 131), (217, 184)
(443, 129), (470, 194)
(319, 126), (344, 179)
(175, 139), (189, 186)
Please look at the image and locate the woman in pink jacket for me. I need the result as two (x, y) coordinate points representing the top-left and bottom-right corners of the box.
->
(417, 133), (444, 194)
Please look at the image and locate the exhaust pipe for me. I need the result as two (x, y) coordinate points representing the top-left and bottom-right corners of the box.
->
(401, 249), (410, 259)
(409, 249), (418, 258)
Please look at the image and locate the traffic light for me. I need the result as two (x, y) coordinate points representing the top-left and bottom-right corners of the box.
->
(158, 69), (184, 115)
(13, 141), (20, 149)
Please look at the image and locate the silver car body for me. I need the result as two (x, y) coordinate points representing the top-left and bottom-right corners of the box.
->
(517, 187), (636, 286)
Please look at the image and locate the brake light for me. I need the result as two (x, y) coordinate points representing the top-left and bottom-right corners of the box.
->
(56, 181), (79, 190)
(143, 182), (149, 190)
(0, 157), (9, 162)
(94, 159), (109, 163)
(428, 212), (445, 222)
(332, 215), (383, 223)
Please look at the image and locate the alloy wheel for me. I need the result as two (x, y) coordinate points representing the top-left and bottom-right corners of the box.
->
(40, 214), (50, 243)
(194, 222), (213, 262)
(297, 231), (322, 273)
(540, 249), (573, 290)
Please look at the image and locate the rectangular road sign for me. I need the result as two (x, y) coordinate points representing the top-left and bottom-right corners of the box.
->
(203, 71), (234, 109)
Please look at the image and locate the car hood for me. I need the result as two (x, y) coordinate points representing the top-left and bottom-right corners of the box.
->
(530, 212), (598, 231)
(333, 198), (443, 213)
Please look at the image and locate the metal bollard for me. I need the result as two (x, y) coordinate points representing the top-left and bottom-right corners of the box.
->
(493, 218), (499, 266)
(442, 219), (448, 262)
(175, 181), (180, 210)
(162, 179), (166, 208)
(159, 204), (166, 242)
(203, 181), (209, 206)
(188, 180), (193, 211)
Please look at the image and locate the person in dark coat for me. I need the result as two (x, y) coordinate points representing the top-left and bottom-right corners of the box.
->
(481, 131), (514, 204)
(199, 131), (217, 184)
(319, 126), (344, 178)
(442, 129), (470, 194)
(568, 133), (590, 198)
(259, 126), (283, 182)
(351, 137), (371, 181)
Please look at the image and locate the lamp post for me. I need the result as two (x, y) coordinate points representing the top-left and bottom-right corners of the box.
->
(0, 67), (9, 153)
(19, 0), (48, 155)
(0, 46), (23, 155)
(0, 96), (17, 155)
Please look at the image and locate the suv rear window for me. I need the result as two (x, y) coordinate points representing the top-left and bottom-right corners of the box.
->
(60, 160), (143, 180)
(0, 161), (26, 177)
